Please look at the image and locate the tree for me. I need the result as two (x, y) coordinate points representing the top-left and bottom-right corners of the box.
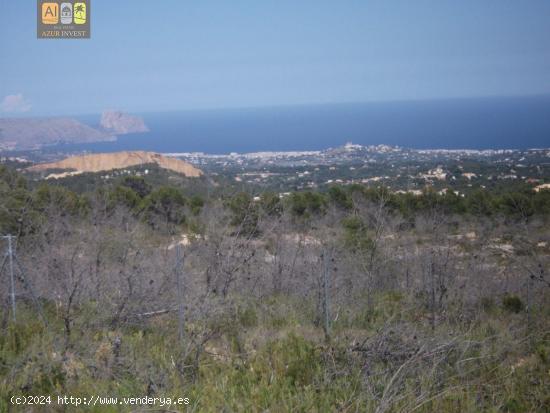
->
(227, 192), (259, 237)
(466, 189), (495, 216)
(189, 195), (204, 216)
(139, 186), (187, 232)
(107, 186), (140, 210)
(119, 175), (152, 198)
(287, 191), (326, 218)
(499, 191), (534, 220)
(259, 191), (282, 217)
(327, 186), (352, 210)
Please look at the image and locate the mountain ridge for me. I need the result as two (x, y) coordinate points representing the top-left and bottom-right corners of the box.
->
(0, 111), (148, 151)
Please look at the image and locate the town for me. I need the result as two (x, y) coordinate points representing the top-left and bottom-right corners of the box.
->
(166, 142), (550, 194)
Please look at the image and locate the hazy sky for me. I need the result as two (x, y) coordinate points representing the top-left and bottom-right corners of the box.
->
(1, 0), (550, 116)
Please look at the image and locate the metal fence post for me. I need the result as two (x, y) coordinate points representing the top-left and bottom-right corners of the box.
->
(323, 249), (331, 342)
(175, 245), (185, 346)
(7, 235), (16, 322)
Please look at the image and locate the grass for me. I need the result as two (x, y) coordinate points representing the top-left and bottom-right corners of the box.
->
(0, 290), (549, 412)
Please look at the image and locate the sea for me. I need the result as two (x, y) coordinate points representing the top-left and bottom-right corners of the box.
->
(66, 95), (550, 154)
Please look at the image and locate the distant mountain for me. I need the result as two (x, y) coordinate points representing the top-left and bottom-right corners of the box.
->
(100, 111), (149, 134)
(0, 117), (113, 151)
(0, 111), (148, 151)
(27, 151), (203, 177)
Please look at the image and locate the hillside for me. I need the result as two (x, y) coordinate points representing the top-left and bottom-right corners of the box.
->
(0, 117), (112, 151)
(1, 162), (549, 412)
(0, 111), (148, 151)
(27, 151), (203, 177)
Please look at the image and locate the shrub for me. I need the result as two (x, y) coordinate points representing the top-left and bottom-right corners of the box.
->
(287, 191), (326, 217)
(502, 294), (524, 313)
(480, 296), (496, 313)
(227, 192), (259, 236)
(327, 186), (352, 210)
(238, 306), (258, 328)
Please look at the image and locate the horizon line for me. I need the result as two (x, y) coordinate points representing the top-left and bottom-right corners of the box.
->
(2, 92), (550, 120)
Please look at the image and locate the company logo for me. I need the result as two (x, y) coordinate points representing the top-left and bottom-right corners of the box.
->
(74, 2), (86, 24)
(41, 3), (59, 24)
(60, 2), (72, 24)
(37, 0), (90, 39)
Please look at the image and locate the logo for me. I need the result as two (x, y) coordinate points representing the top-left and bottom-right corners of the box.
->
(38, 1), (90, 39)
(74, 2), (86, 24)
(41, 3), (59, 24)
(60, 3), (72, 24)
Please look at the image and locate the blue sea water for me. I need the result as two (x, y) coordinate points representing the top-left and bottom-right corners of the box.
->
(70, 95), (550, 153)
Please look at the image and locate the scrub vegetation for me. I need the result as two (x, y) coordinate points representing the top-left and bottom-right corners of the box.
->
(0, 164), (549, 412)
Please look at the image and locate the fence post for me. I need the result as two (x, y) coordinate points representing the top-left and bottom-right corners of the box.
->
(323, 249), (331, 342)
(1, 234), (47, 326)
(526, 273), (531, 338)
(175, 245), (185, 346)
(7, 235), (16, 322)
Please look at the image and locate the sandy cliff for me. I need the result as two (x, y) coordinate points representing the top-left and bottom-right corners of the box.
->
(27, 151), (203, 177)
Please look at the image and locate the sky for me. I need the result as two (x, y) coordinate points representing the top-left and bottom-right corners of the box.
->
(1, 0), (550, 117)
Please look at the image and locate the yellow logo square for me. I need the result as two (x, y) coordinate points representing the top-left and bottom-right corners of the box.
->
(74, 3), (86, 24)
(42, 3), (59, 25)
